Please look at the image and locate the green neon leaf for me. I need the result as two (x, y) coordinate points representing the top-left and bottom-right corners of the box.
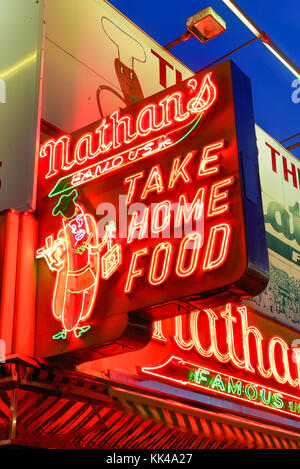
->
(73, 325), (91, 338)
(52, 330), (67, 340)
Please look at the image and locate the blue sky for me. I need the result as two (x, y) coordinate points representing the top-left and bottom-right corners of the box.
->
(109, 0), (300, 159)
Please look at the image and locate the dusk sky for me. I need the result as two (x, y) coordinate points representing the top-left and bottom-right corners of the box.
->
(110, 0), (300, 159)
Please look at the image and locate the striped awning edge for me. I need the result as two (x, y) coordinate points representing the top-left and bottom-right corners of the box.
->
(110, 387), (300, 450)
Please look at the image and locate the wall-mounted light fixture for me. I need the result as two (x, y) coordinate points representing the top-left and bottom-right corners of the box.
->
(164, 7), (226, 50)
(186, 7), (226, 43)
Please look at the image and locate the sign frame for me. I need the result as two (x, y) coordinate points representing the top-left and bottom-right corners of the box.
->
(35, 60), (269, 361)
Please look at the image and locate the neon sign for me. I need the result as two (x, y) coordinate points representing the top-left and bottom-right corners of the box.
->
(142, 304), (300, 419)
(40, 73), (217, 181)
(143, 356), (300, 419)
(48, 114), (205, 198)
(35, 60), (269, 360)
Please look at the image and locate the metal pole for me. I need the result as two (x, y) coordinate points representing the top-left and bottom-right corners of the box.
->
(196, 37), (259, 72)
(221, 0), (300, 79)
(164, 31), (192, 50)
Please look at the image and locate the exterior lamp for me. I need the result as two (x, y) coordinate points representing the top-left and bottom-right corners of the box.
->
(186, 7), (226, 43)
(164, 7), (226, 50)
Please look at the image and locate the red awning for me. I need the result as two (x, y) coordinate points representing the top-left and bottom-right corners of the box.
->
(109, 386), (300, 450)
(0, 361), (300, 449)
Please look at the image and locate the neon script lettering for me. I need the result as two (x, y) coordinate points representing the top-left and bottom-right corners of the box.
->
(151, 304), (300, 392)
(40, 73), (217, 179)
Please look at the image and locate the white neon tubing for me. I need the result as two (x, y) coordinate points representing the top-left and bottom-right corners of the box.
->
(264, 43), (300, 80)
(221, 0), (261, 37)
(222, 0), (300, 80)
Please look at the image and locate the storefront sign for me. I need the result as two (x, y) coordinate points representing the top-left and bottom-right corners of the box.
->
(41, 0), (299, 337)
(35, 60), (268, 359)
(143, 303), (300, 420)
(246, 126), (300, 329)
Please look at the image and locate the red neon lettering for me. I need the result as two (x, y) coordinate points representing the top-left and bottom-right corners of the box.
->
(94, 119), (112, 153)
(190, 310), (213, 357)
(141, 165), (165, 200)
(220, 304), (246, 369)
(187, 78), (198, 92)
(207, 176), (235, 217)
(74, 133), (100, 165)
(202, 223), (231, 271)
(237, 306), (272, 378)
(174, 187), (205, 228)
(127, 207), (149, 244)
(124, 247), (148, 294)
(174, 314), (194, 351)
(168, 152), (194, 190)
(152, 320), (168, 343)
(40, 136), (73, 179)
(124, 171), (145, 205)
(186, 72), (217, 114)
(268, 336), (298, 387)
(110, 110), (138, 148)
(175, 232), (202, 278)
(150, 304), (300, 391)
(202, 308), (230, 363)
(148, 242), (173, 286)
(160, 92), (190, 124)
(198, 140), (225, 177)
(151, 200), (171, 234)
(136, 104), (165, 136)
(41, 72), (217, 180)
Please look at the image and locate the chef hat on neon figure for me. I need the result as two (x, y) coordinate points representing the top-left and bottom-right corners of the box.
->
(97, 17), (146, 116)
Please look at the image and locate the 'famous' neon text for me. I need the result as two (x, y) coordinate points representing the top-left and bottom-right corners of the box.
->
(151, 304), (300, 392)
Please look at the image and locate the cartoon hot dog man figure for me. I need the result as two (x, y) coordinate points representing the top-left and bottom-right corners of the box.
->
(36, 190), (100, 339)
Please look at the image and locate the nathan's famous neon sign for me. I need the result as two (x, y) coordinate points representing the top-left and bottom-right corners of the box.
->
(36, 69), (225, 341)
(40, 73), (216, 188)
(36, 63), (268, 357)
(36, 137), (233, 339)
(142, 304), (300, 419)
